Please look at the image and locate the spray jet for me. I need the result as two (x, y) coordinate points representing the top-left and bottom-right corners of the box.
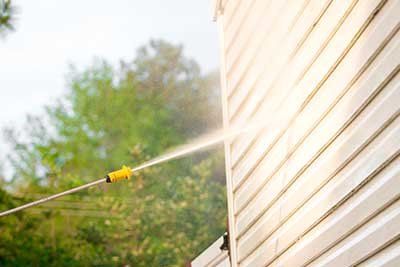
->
(0, 115), (269, 217)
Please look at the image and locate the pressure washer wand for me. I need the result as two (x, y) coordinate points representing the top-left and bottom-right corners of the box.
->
(0, 119), (260, 218)
(0, 165), (133, 217)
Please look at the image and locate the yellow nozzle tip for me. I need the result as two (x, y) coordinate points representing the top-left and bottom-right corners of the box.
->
(106, 165), (132, 183)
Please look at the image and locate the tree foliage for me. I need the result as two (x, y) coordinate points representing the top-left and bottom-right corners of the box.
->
(0, 40), (226, 266)
(0, 0), (17, 38)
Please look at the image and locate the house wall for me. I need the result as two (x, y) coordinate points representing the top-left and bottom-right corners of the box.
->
(191, 235), (230, 267)
(214, 0), (400, 266)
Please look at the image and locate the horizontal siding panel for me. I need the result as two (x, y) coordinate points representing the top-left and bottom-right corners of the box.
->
(191, 235), (228, 267)
(216, 259), (230, 267)
(234, 6), (400, 215)
(222, 0), (246, 30)
(308, 200), (400, 267)
(228, 0), (343, 125)
(237, 84), (400, 262)
(227, 0), (329, 130)
(215, 257), (230, 267)
(226, 0), (286, 76)
(227, 0), (307, 117)
(208, 254), (230, 267)
(235, 50), (400, 235)
(225, 0), (273, 76)
(237, 71), (400, 243)
(222, 0), (239, 32)
(231, 0), (387, 190)
(272, 159), (400, 267)
(235, 60), (399, 228)
(224, 0), (255, 56)
(228, 0), (357, 163)
(227, 0), (331, 127)
(358, 240), (400, 267)
(240, 116), (400, 266)
(215, 0), (400, 265)
(228, 0), (362, 172)
(226, 0), (287, 100)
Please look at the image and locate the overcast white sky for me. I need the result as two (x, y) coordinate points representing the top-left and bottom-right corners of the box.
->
(0, 0), (219, 173)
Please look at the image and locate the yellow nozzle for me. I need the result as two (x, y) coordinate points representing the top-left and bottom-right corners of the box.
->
(106, 165), (132, 183)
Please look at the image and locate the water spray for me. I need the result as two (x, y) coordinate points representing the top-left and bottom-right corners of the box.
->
(0, 121), (260, 217)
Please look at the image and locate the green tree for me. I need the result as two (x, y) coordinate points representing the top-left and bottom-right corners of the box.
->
(1, 40), (226, 266)
(0, 0), (17, 38)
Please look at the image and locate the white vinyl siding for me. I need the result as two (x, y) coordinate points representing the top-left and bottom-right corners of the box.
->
(191, 235), (230, 267)
(214, 0), (400, 266)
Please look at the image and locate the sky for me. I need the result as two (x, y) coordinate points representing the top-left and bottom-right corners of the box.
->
(0, 0), (220, 174)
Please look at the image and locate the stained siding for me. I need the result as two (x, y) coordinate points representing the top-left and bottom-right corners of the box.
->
(215, 0), (400, 266)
